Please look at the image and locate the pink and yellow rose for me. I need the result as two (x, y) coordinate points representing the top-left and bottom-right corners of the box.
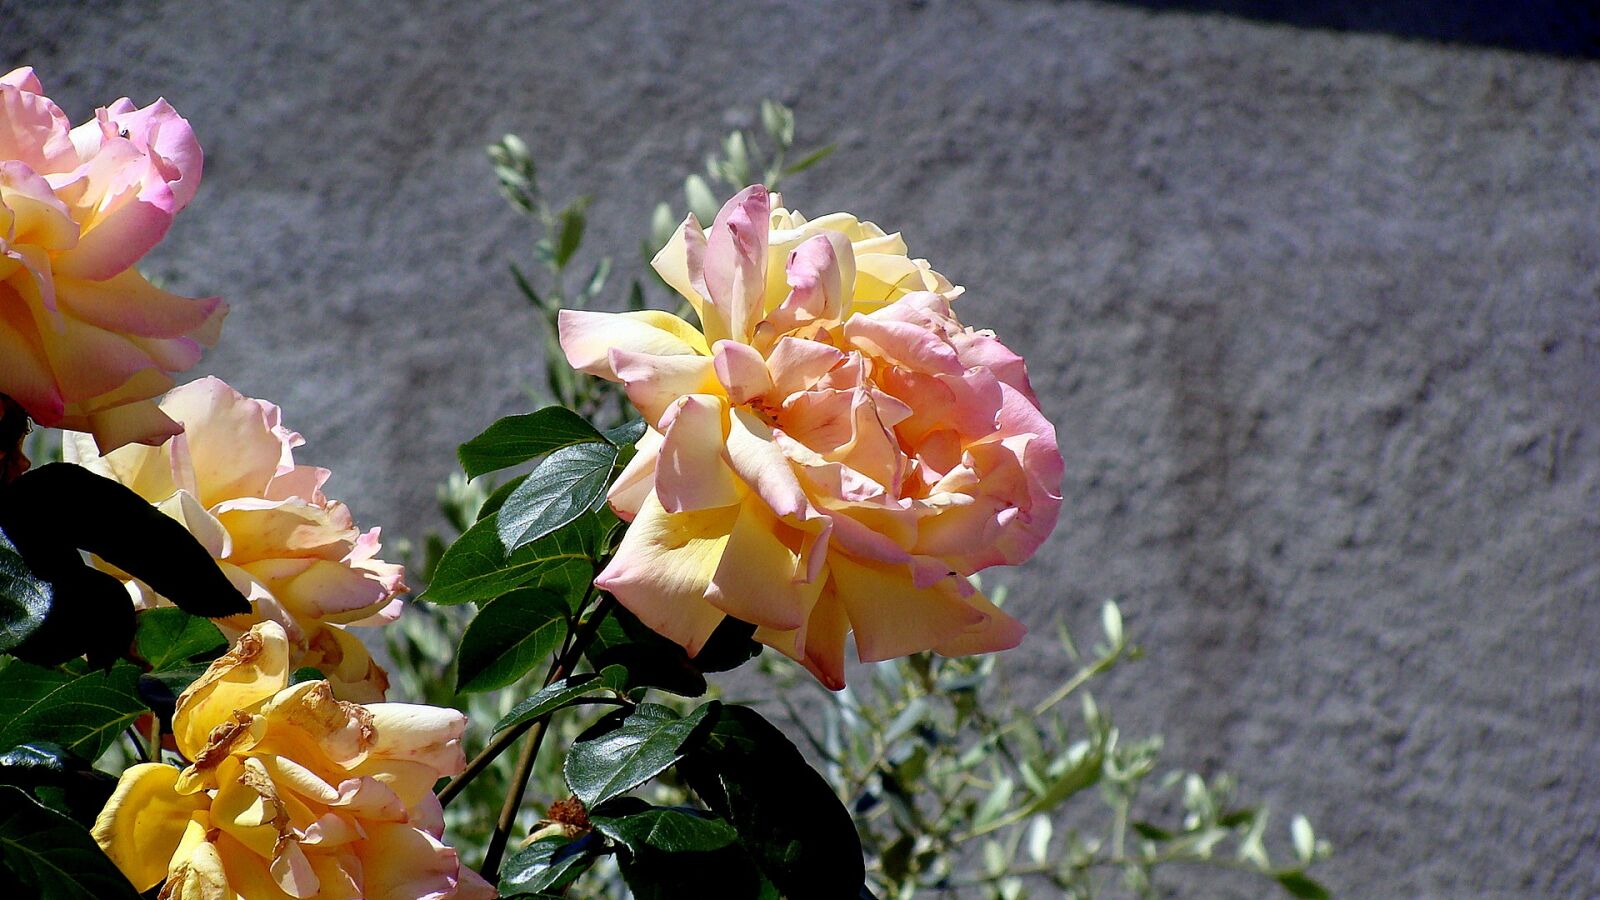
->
(560, 185), (1062, 688)
(66, 376), (404, 701)
(0, 67), (224, 451)
(92, 621), (495, 900)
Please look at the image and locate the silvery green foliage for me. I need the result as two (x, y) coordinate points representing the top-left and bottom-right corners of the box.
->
(760, 596), (1331, 899)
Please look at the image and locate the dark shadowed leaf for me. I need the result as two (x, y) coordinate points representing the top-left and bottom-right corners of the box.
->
(0, 785), (138, 898)
(456, 588), (568, 693)
(496, 442), (617, 552)
(585, 603), (706, 697)
(0, 660), (146, 762)
(134, 608), (225, 672)
(0, 742), (116, 826)
(1276, 871), (1331, 899)
(491, 666), (627, 736)
(0, 464), (247, 619)
(678, 704), (865, 896)
(457, 408), (606, 480)
(0, 527), (48, 654)
(565, 703), (713, 808)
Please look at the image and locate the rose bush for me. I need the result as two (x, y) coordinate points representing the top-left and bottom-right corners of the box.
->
(559, 185), (1062, 688)
(92, 621), (494, 900)
(66, 376), (404, 701)
(0, 67), (224, 451)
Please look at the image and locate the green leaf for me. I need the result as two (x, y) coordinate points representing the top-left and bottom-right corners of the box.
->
(492, 666), (627, 735)
(476, 475), (528, 522)
(456, 588), (568, 693)
(1018, 738), (1103, 816)
(0, 743), (116, 827)
(552, 200), (589, 269)
(0, 464), (247, 619)
(496, 442), (617, 552)
(593, 806), (738, 854)
(585, 603), (707, 697)
(424, 513), (601, 606)
(782, 144), (837, 178)
(1275, 870), (1331, 900)
(0, 786), (138, 898)
(603, 418), (647, 448)
(457, 408), (607, 480)
(134, 608), (225, 672)
(1131, 821), (1173, 842)
(0, 527), (48, 654)
(499, 833), (601, 895)
(677, 704), (865, 896)
(0, 660), (146, 762)
(565, 703), (713, 808)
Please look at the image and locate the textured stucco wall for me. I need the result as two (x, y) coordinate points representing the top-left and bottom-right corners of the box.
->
(4, 1), (1597, 895)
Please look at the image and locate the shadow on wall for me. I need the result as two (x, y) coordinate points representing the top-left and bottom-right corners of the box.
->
(1092, 0), (1600, 58)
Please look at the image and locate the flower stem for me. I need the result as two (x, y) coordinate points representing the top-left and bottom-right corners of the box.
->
(452, 594), (617, 879)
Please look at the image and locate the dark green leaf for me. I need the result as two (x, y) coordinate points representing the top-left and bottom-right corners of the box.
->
(492, 666), (627, 735)
(602, 419), (647, 448)
(552, 201), (588, 269)
(0, 527), (48, 654)
(593, 806), (737, 854)
(1276, 871), (1331, 900)
(0, 464), (247, 618)
(678, 704), (865, 896)
(477, 475), (528, 521)
(456, 588), (568, 693)
(586, 603), (707, 697)
(134, 608), (225, 672)
(565, 703), (713, 808)
(693, 617), (763, 673)
(1132, 821), (1173, 842)
(457, 408), (606, 480)
(496, 442), (617, 552)
(8, 561), (133, 669)
(499, 832), (601, 895)
(782, 144), (837, 177)
(0, 660), (146, 762)
(289, 667), (324, 685)
(424, 513), (601, 606)
(0, 786), (138, 898)
(0, 742), (116, 826)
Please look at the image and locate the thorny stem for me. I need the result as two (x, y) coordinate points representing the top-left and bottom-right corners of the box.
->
(455, 594), (618, 878)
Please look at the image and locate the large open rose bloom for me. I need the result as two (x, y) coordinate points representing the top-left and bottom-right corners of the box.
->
(559, 185), (1062, 688)
(66, 376), (403, 701)
(0, 67), (224, 450)
(92, 621), (495, 900)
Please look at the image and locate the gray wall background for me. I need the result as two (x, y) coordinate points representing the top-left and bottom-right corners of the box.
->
(5, 1), (1597, 896)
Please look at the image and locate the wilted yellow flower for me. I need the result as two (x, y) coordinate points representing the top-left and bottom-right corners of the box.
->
(92, 621), (494, 900)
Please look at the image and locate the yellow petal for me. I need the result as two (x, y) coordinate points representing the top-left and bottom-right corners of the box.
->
(90, 763), (209, 891)
(174, 621), (290, 761)
(594, 493), (733, 656)
(828, 555), (984, 663)
(558, 308), (709, 379)
(705, 497), (821, 631)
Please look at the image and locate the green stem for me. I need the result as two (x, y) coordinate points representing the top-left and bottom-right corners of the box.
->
(455, 594), (617, 878)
